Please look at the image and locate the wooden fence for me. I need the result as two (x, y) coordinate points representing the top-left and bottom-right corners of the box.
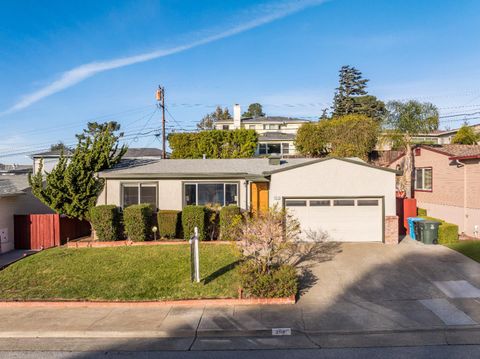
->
(14, 214), (91, 250)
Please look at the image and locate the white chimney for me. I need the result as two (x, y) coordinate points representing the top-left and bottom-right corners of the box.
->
(233, 104), (241, 129)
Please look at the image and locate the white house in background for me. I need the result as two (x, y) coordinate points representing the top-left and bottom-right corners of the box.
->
(32, 147), (165, 174)
(214, 104), (309, 156)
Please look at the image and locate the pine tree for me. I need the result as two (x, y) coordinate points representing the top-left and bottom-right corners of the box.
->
(242, 103), (265, 118)
(197, 106), (232, 130)
(29, 121), (126, 220)
(332, 65), (369, 117)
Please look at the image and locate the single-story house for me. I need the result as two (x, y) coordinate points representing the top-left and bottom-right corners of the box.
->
(0, 175), (52, 253)
(389, 144), (480, 237)
(98, 157), (399, 243)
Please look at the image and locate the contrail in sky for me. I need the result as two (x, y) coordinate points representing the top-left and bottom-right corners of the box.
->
(1, 0), (326, 116)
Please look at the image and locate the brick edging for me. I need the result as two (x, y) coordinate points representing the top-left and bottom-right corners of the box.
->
(0, 296), (295, 308)
(65, 240), (234, 248)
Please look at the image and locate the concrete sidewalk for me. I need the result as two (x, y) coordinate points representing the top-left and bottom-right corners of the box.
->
(0, 250), (36, 269)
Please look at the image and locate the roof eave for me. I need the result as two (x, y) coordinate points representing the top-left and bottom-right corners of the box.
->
(99, 172), (252, 179)
(448, 155), (480, 161)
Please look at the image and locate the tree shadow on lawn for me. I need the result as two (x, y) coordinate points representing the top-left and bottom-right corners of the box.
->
(203, 260), (242, 285)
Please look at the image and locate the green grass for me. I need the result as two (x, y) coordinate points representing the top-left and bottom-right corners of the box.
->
(0, 244), (241, 301)
(446, 241), (480, 263)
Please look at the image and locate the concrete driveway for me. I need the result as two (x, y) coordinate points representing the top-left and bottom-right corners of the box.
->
(298, 239), (480, 333)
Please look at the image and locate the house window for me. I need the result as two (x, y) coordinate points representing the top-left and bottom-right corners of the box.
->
(184, 183), (238, 206)
(222, 125), (229, 130)
(415, 168), (433, 191)
(282, 143), (289, 154)
(258, 143), (267, 155)
(248, 125), (256, 130)
(122, 183), (157, 209)
(285, 200), (307, 207)
(267, 143), (281, 154)
(263, 124), (280, 130)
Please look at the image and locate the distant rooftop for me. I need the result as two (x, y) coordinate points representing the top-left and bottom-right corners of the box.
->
(216, 116), (309, 124)
(0, 175), (30, 197)
(32, 147), (165, 159)
(423, 144), (480, 159)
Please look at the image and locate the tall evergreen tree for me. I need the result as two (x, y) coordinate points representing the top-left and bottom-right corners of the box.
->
(332, 65), (369, 117)
(331, 66), (387, 123)
(30, 121), (126, 220)
(242, 103), (265, 118)
(197, 106), (232, 130)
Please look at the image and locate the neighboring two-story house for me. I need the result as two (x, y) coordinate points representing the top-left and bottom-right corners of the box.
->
(389, 144), (480, 237)
(215, 104), (309, 156)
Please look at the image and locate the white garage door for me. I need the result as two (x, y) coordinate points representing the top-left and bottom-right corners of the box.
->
(285, 198), (383, 242)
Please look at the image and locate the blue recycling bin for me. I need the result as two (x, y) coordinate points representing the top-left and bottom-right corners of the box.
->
(407, 217), (425, 240)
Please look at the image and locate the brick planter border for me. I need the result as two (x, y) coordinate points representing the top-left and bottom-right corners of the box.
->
(66, 240), (233, 248)
(0, 296), (295, 308)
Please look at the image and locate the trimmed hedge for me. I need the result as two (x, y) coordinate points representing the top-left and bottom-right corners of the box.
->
(182, 205), (207, 240)
(89, 205), (122, 241)
(123, 204), (153, 242)
(420, 215), (459, 244)
(157, 210), (182, 239)
(417, 208), (427, 216)
(219, 205), (242, 241)
(239, 261), (298, 298)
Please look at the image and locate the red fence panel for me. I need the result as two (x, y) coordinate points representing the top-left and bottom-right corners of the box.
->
(14, 214), (91, 250)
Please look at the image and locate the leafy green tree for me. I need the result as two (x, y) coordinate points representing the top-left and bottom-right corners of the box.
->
(352, 95), (387, 123)
(242, 103), (265, 118)
(295, 122), (329, 157)
(385, 100), (439, 197)
(451, 124), (480, 145)
(29, 121), (126, 220)
(197, 106), (232, 130)
(169, 129), (258, 158)
(295, 115), (379, 160)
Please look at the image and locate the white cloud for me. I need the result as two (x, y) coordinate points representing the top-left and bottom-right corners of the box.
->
(1, 0), (326, 116)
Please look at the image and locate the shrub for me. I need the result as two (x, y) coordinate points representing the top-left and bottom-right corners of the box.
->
(157, 210), (182, 239)
(89, 205), (122, 241)
(219, 205), (242, 241)
(420, 215), (459, 244)
(182, 205), (207, 240)
(205, 204), (221, 241)
(417, 208), (427, 216)
(438, 223), (459, 244)
(123, 204), (153, 241)
(239, 260), (298, 298)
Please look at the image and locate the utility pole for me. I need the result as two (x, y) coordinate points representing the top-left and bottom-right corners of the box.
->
(156, 85), (166, 159)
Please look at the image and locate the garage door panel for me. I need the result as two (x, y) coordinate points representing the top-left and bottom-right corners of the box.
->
(286, 198), (382, 242)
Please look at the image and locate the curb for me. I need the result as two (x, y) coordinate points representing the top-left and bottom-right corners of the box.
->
(0, 327), (478, 340)
(0, 296), (296, 308)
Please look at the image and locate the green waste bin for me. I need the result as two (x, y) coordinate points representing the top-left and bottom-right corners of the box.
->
(418, 220), (441, 244)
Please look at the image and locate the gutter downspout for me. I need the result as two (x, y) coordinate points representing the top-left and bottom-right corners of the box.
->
(455, 159), (467, 234)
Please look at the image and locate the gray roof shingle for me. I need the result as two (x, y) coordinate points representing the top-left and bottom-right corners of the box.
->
(0, 175), (30, 197)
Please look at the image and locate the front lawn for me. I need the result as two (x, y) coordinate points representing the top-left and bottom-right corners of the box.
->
(0, 244), (241, 301)
(446, 241), (480, 263)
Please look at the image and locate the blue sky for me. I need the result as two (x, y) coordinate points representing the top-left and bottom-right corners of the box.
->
(1, 0), (480, 163)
